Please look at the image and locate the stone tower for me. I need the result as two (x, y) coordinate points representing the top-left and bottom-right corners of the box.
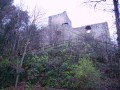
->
(48, 11), (73, 45)
(48, 11), (72, 27)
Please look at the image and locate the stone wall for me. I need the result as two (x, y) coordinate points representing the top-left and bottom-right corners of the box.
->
(72, 22), (110, 42)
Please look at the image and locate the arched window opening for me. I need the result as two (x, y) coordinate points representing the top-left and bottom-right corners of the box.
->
(85, 25), (91, 33)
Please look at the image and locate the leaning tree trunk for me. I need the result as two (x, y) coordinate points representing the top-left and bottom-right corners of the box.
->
(113, 0), (120, 87)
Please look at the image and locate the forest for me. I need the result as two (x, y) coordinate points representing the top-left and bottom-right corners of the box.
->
(0, 0), (119, 90)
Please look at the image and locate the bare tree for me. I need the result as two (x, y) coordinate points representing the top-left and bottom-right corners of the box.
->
(13, 4), (45, 89)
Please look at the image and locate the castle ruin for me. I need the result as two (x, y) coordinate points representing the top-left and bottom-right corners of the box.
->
(40, 11), (110, 46)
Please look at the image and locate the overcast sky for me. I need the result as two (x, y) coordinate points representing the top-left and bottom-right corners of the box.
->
(14, 0), (116, 39)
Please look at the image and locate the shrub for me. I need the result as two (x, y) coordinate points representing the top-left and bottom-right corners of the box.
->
(71, 58), (102, 90)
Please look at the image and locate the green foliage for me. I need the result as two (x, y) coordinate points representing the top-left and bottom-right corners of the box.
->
(0, 66), (17, 88)
(25, 81), (32, 90)
(0, 59), (16, 88)
(0, 59), (11, 67)
(30, 47), (102, 90)
(27, 46), (102, 90)
(71, 58), (102, 89)
(24, 54), (48, 84)
(0, 59), (24, 89)
(73, 58), (98, 78)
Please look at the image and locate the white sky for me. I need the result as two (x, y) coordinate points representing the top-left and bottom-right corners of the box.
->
(14, 0), (116, 40)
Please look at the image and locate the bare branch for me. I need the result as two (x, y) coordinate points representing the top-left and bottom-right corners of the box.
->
(84, 0), (107, 10)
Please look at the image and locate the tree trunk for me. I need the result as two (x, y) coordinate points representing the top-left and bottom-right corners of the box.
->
(113, 0), (120, 88)
(113, 0), (120, 47)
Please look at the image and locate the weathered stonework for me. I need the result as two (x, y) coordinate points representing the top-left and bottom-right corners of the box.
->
(40, 11), (110, 46)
